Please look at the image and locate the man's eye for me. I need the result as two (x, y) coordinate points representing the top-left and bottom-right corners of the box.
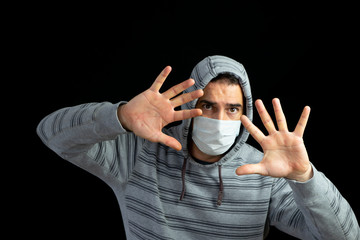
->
(229, 108), (238, 113)
(203, 104), (212, 110)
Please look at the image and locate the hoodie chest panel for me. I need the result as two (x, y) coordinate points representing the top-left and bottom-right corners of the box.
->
(124, 144), (272, 239)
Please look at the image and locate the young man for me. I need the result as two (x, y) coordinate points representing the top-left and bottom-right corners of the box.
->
(37, 55), (359, 239)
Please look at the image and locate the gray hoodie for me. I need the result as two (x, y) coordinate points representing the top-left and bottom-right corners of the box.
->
(37, 56), (359, 239)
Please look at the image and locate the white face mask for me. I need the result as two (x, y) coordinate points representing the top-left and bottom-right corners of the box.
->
(192, 116), (241, 156)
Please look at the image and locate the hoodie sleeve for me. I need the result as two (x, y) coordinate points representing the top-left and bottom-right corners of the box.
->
(269, 164), (359, 239)
(36, 102), (145, 186)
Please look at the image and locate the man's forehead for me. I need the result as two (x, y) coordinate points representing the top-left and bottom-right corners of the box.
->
(202, 81), (243, 96)
(197, 81), (243, 105)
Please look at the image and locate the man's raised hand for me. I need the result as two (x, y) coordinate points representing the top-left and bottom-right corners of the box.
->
(118, 66), (203, 151)
(236, 98), (313, 182)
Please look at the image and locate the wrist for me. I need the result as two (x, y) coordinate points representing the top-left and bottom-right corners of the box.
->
(117, 104), (131, 131)
(293, 165), (313, 182)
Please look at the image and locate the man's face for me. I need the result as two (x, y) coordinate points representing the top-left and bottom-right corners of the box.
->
(195, 80), (244, 120)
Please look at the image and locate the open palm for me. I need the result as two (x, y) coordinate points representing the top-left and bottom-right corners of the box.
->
(236, 98), (313, 182)
(118, 66), (203, 151)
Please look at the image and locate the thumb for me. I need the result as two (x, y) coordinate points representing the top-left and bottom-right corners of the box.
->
(158, 132), (182, 151)
(235, 163), (268, 176)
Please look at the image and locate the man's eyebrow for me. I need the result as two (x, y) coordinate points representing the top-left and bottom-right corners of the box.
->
(227, 103), (242, 108)
(199, 100), (242, 108)
(199, 100), (216, 105)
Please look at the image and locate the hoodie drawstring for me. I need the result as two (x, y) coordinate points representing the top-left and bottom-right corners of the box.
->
(217, 165), (224, 206)
(180, 158), (187, 201)
(180, 158), (224, 206)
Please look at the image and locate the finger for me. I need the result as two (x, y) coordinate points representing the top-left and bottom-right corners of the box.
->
(240, 115), (266, 144)
(173, 109), (202, 122)
(272, 98), (288, 132)
(294, 106), (311, 137)
(163, 78), (196, 99)
(158, 132), (182, 151)
(236, 163), (268, 176)
(255, 99), (276, 134)
(171, 89), (204, 108)
(150, 66), (172, 92)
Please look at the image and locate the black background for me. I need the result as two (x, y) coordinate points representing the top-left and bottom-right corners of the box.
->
(10, 0), (359, 239)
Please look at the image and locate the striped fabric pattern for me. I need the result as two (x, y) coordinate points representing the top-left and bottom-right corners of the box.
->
(37, 102), (360, 240)
(37, 56), (359, 239)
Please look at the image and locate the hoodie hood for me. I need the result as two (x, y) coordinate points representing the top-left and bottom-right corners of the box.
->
(179, 55), (253, 165)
